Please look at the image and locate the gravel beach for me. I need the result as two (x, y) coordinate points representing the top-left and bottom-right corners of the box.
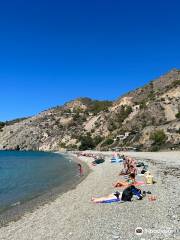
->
(0, 151), (179, 240)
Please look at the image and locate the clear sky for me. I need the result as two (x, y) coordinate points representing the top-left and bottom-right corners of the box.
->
(0, 0), (180, 121)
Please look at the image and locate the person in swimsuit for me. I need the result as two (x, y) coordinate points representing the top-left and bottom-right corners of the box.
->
(127, 165), (137, 175)
(77, 163), (83, 176)
(113, 173), (136, 188)
(120, 157), (137, 176)
(91, 191), (121, 203)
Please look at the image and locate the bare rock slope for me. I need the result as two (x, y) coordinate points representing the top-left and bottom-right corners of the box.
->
(0, 69), (180, 151)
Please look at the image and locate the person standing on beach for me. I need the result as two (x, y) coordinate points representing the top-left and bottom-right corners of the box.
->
(78, 163), (83, 176)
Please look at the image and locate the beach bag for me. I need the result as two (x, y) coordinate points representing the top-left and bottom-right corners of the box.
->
(122, 186), (142, 201)
(121, 186), (133, 201)
(141, 169), (147, 174)
(137, 162), (145, 167)
(131, 187), (143, 200)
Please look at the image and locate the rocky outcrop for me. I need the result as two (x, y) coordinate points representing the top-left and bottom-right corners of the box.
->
(0, 69), (180, 151)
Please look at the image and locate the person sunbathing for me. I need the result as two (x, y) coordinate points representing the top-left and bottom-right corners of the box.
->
(127, 165), (137, 175)
(113, 173), (136, 188)
(91, 191), (121, 203)
(119, 164), (137, 176)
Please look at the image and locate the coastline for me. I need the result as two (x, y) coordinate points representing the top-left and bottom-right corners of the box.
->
(0, 152), (90, 227)
(0, 151), (179, 240)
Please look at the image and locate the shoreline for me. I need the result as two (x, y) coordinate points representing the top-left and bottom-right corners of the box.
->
(0, 152), (90, 227)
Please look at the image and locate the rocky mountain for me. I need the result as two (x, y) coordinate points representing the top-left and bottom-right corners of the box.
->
(0, 69), (180, 151)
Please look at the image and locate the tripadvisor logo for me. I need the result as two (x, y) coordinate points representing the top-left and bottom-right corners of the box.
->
(135, 227), (143, 236)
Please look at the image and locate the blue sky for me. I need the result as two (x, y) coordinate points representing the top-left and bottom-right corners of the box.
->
(0, 0), (180, 121)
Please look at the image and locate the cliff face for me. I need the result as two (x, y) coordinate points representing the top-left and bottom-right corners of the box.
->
(0, 69), (180, 151)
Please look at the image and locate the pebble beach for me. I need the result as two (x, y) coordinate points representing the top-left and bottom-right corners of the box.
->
(0, 151), (179, 240)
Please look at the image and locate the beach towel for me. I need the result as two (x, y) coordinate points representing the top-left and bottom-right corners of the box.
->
(111, 158), (123, 163)
(95, 198), (122, 204)
(133, 181), (145, 186)
(92, 159), (105, 165)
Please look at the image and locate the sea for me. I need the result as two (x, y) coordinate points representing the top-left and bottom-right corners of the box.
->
(0, 151), (78, 213)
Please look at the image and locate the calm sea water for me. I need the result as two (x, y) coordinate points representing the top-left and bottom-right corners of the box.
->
(0, 151), (78, 212)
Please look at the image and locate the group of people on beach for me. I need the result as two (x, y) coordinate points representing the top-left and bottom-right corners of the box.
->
(76, 152), (100, 159)
(92, 155), (144, 203)
(113, 156), (137, 187)
(75, 152), (154, 203)
(121, 155), (137, 175)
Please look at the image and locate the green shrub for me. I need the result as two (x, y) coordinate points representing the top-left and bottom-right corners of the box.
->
(107, 121), (117, 131)
(175, 112), (180, 119)
(172, 80), (180, 87)
(73, 113), (81, 121)
(59, 142), (67, 148)
(89, 100), (113, 114)
(150, 130), (167, 145)
(116, 105), (133, 123)
(79, 134), (104, 150)
(151, 145), (160, 152)
(148, 91), (155, 100)
(5, 117), (28, 126)
(102, 138), (114, 146)
(139, 100), (147, 109)
(66, 144), (77, 150)
(93, 136), (103, 145)
(0, 121), (5, 130)
(79, 134), (95, 150)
